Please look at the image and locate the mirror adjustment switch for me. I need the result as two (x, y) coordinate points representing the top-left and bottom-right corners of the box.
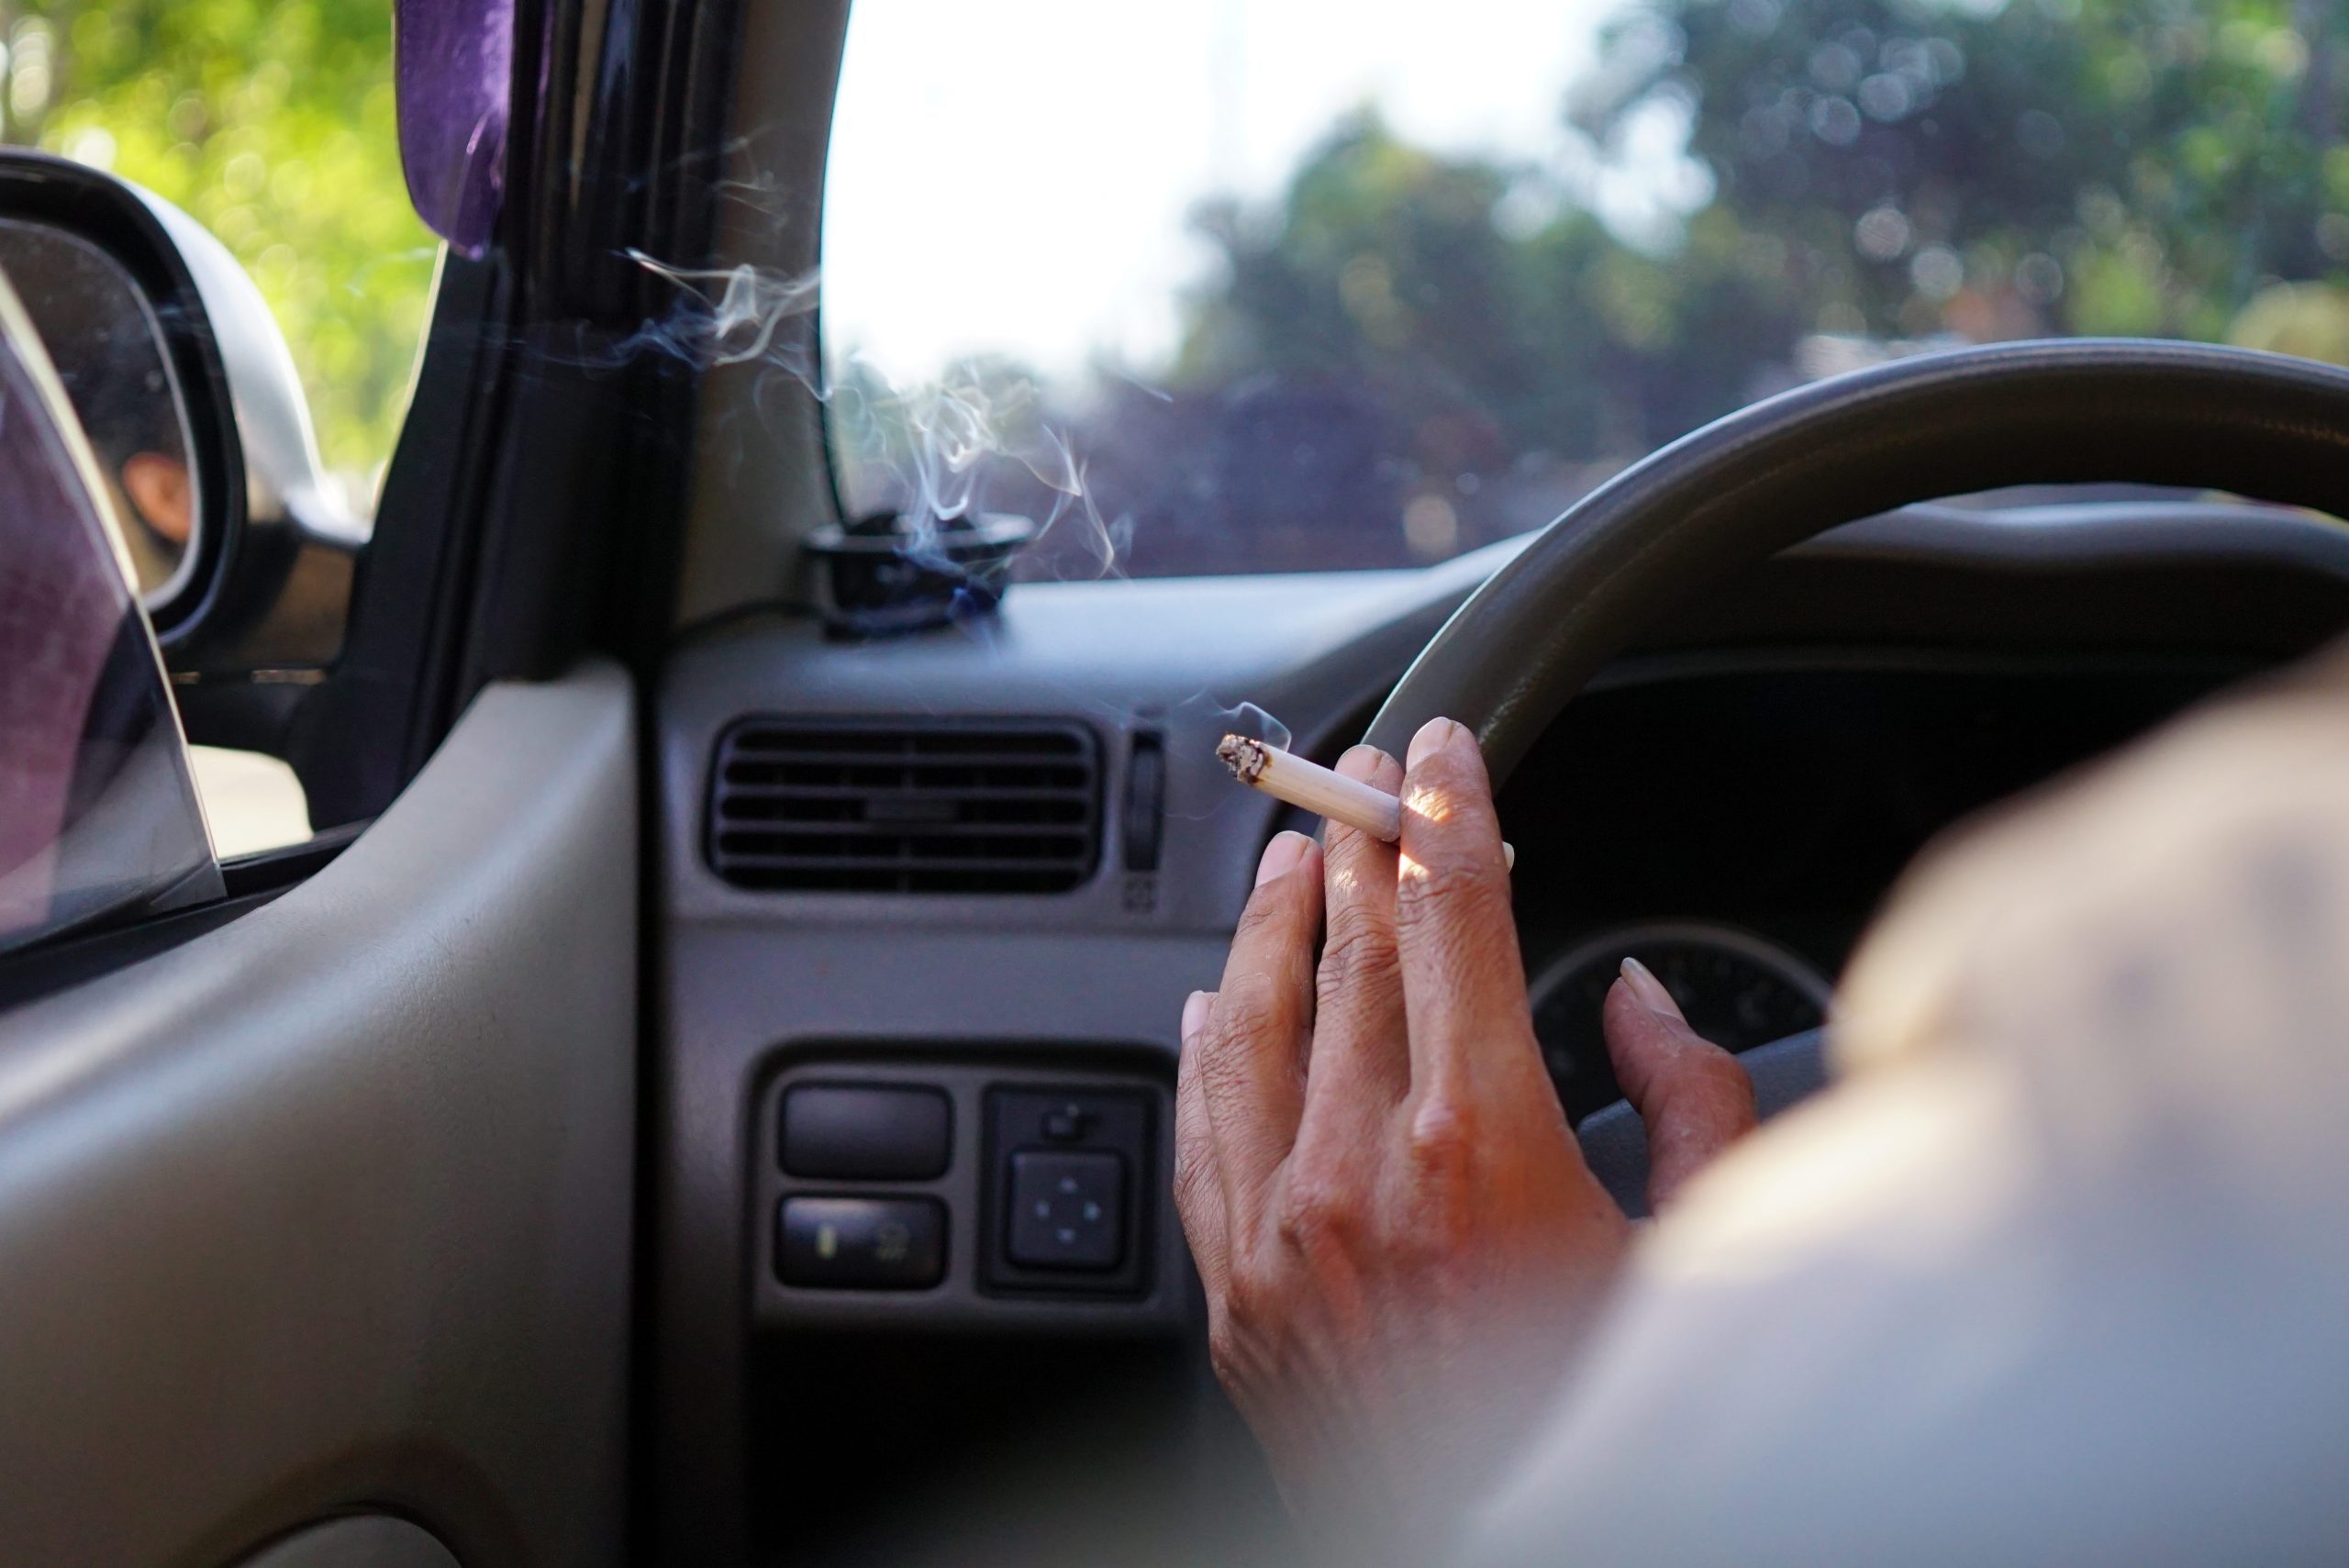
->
(777, 1195), (946, 1289)
(782, 1084), (952, 1179)
(983, 1085), (1152, 1295)
(1005, 1151), (1125, 1271)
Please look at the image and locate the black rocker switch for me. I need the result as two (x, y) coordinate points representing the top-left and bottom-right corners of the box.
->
(781, 1084), (951, 1180)
(777, 1195), (947, 1289)
(1005, 1150), (1125, 1271)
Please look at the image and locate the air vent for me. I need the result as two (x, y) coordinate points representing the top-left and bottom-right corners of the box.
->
(708, 718), (1102, 894)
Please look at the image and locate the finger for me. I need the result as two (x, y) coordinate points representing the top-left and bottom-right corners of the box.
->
(1174, 989), (1230, 1297)
(1301, 745), (1411, 1129)
(1603, 960), (1758, 1209)
(1393, 717), (1540, 1098)
(1198, 830), (1324, 1220)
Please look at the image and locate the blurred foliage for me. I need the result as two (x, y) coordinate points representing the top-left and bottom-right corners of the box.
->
(2, 0), (435, 503)
(1174, 111), (1805, 474)
(1120, 0), (2349, 573)
(1605, 0), (2348, 347)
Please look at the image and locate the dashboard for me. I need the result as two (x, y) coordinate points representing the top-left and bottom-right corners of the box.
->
(648, 497), (2349, 1564)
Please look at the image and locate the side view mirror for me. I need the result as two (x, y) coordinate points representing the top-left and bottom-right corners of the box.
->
(0, 150), (369, 686)
(0, 263), (220, 951)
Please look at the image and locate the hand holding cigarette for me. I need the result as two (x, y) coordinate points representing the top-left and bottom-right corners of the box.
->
(1219, 733), (1516, 869)
(1178, 718), (1753, 1557)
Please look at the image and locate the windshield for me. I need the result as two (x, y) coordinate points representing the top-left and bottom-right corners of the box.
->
(823, 1), (2346, 579)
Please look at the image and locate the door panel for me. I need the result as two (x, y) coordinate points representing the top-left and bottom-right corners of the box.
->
(0, 662), (635, 1568)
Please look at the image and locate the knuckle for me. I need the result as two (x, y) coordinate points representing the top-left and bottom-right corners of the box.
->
(1317, 915), (1397, 994)
(1403, 1097), (1483, 1184)
(1404, 749), (1494, 816)
(1209, 970), (1289, 1045)
(1698, 1040), (1754, 1085)
(1274, 1170), (1368, 1257)
(1652, 1045), (1758, 1128)
(1171, 1149), (1217, 1221)
(1205, 1319), (1241, 1385)
(1396, 852), (1504, 917)
(1221, 1261), (1274, 1337)
(1408, 766), (1475, 817)
(1696, 1052), (1761, 1116)
(1674, 1038), (1754, 1095)
(1230, 894), (1277, 944)
(1393, 888), (1519, 995)
(1233, 875), (1309, 942)
(1337, 743), (1404, 791)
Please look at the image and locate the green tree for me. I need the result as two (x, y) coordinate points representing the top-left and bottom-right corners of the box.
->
(1585, 0), (2349, 344)
(1143, 0), (2349, 576)
(4, 0), (435, 505)
(1170, 110), (1800, 481)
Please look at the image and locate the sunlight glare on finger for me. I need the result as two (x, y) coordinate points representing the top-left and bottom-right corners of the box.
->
(1400, 780), (1458, 824)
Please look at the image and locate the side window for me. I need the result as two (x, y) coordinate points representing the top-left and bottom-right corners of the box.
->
(3, 1), (436, 857)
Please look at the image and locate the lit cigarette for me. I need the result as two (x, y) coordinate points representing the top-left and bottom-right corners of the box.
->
(1219, 736), (1515, 871)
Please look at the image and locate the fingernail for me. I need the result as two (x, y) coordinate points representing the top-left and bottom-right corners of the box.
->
(1181, 989), (1211, 1045)
(1620, 956), (1687, 1023)
(1335, 743), (1394, 782)
(1255, 829), (1312, 886)
(1407, 717), (1466, 770)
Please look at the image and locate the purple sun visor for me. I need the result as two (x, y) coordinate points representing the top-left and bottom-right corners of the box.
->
(394, 0), (515, 258)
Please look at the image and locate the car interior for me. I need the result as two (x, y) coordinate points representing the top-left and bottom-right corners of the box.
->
(4, 1), (2348, 1565)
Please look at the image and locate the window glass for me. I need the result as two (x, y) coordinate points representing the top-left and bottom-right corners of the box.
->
(824, 1), (2349, 578)
(6, 0), (437, 518)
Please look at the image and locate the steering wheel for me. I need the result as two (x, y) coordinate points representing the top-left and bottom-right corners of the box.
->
(1359, 338), (2349, 1208)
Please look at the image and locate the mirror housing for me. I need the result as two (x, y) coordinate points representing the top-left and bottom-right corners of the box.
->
(0, 150), (370, 684)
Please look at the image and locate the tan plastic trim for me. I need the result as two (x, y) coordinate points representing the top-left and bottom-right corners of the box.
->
(0, 662), (636, 1568)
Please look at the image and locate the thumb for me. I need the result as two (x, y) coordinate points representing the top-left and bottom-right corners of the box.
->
(1602, 959), (1758, 1210)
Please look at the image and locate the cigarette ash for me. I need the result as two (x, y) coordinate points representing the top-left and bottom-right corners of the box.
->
(1218, 733), (1269, 784)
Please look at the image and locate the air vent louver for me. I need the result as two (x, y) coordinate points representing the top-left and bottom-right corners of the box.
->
(708, 719), (1102, 893)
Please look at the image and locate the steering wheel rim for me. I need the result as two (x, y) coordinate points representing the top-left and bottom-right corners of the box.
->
(1364, 338), (2349, 784)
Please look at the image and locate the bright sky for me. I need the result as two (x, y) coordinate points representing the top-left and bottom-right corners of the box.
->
(821, 0), (1637, 384)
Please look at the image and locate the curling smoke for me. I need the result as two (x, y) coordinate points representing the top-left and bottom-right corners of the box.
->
(1163, 694), (1294, 817)
(1158, 694), (1293, 751)
(1218, 699), (1292, 753)
(621, 250), (819, 370)
(615, 244), (1294, 806)
(618, 248), (1130, 580)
